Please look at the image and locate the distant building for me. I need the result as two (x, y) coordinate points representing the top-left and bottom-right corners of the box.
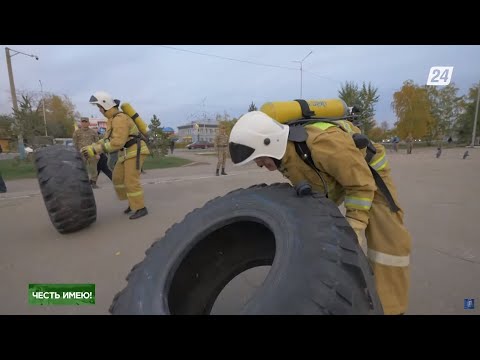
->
(177, 122), (218, 143)
(79, 117), (107, 131)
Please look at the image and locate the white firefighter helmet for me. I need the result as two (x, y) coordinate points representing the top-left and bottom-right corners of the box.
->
(89, 91), (119, 111)
(229, 111), (290, 166)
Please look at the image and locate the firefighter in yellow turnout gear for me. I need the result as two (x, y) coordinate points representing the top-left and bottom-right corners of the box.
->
(229, 109), (412, 315)
(81, 91), (150, 219)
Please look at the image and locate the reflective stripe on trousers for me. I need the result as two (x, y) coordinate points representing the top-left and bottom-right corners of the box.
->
(367, 249), (410, 267)
(127, 191), (143, 198)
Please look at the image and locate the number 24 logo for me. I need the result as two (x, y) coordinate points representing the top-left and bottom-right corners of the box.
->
(427, 66), (454, 86)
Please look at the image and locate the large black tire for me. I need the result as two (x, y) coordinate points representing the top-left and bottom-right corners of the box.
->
(34, 145), (97, 234)
(110, 183), (383, 315)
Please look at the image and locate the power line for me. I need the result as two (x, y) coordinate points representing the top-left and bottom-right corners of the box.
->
(158, 45), (298, 71)
(158, 45), (349, 90)
(157, 45), (373, 91)
(302, 70), (342, 84)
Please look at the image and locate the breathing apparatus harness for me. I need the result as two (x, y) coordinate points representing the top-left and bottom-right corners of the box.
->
(105, 111), (148, 171)
(286, 99), (400, 212)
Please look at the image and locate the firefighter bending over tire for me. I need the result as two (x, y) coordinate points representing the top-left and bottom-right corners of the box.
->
(228, 100), (412, 315)
(81, 91), (149, 220)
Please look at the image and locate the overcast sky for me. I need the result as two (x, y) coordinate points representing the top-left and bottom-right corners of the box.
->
(1, 45), (479, 129)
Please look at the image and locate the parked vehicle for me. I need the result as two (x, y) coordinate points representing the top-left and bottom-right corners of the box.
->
(186, 141), (214, 150)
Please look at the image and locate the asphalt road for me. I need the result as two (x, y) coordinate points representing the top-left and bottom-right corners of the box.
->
(0, 147), (479, 315)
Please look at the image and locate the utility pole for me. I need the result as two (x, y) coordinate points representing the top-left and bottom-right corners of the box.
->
(39, 80), (48, 136)
(471, 81), (480, 147)
(5, 47), (39, 160)
(292, 51), (313, 98)
(6, 47), (23, 159)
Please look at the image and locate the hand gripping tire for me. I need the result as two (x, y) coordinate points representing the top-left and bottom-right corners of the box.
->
(34, 145), (97, 234)
(110, 183), (383, 315)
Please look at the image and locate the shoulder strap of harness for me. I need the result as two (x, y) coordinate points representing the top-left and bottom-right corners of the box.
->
(293, 140), (330, 198)
(368, 165), (401, 212)
(294, 99), (315, 118)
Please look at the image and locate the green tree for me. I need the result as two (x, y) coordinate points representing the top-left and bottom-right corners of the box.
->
(338, 81), (379, 134)
(426, 83), (463, 140)
(338, 81), (360, 107)
(391, 80), (435, 140)
(248, 102), (257, 112)
(0, 114), (15, 137)
(455, 83), (480, 143)
(11, 95), (45, 145)
(358, 82), (380, 134)
(148, 114), (167, 156)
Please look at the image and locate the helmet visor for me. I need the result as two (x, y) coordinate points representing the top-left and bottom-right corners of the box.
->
(229, 142), (255, 164)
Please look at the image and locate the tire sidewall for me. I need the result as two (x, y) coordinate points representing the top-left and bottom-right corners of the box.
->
(134, 190), (301, 314)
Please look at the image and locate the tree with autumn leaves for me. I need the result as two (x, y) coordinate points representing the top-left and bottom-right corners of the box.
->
(392, 80), (467, 143)
(42, 94), (78, 138)
(337, 79), (477, 145)
(391, 80), (435, 140)
(2, 91), (79, 146)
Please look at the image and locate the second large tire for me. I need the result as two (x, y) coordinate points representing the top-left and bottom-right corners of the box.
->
(110, 183), (383, 315)
(34, 145), (97, 234)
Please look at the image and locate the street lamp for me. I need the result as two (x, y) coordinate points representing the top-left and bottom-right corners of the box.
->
(5, 47), (40, 160)
(292, 50), (313, 98)
(39, 80), (48, 136)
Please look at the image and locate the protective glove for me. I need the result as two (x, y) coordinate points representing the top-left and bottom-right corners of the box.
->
(81, 143), (103, 159)
(81, 145), (96, 159)
(346, 217), (367, 249)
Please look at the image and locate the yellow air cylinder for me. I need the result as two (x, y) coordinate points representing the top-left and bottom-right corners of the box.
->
(120, 102), (149, 137)
(260, 98), (349, 124)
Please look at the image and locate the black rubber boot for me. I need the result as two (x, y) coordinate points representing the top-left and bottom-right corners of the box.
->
(124, 207), (132, 214)
(129, 207), (148, 220)
(221, 168), (227, 175)
(216, 169), (219, 176)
